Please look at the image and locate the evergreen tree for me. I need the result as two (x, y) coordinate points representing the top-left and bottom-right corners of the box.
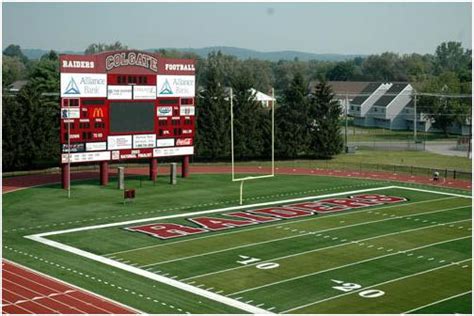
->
(231, 71), (266, 159)
(275, 72), (310, 158)
(309, 81), (343, 158)
(195, 52), (230, 160)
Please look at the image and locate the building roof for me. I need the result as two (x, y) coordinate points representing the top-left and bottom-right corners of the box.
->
(373, 83), (410, 107)
(350, 82), (382, 105)
(8, 80), (28, 92)
(308, 81), (371, 99)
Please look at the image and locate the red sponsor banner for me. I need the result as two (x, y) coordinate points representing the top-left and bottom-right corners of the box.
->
(127, 194), (407, 240)
(176, 138), (193, 146)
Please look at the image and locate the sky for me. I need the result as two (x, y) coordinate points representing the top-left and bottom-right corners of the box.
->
(2, 2), (472, 55)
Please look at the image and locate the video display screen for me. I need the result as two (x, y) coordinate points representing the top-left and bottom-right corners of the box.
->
(110, 102), (155, 133)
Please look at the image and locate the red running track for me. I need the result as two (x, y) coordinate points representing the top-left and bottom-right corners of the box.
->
(2, 260), (136, 314)
(2, 165), (471, 193)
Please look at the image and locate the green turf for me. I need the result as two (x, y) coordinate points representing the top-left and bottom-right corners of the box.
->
(410, 291), (472, 314)
(3, 173), (472, 313)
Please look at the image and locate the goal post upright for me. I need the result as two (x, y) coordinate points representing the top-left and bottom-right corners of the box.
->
(230, 87), (275, 205)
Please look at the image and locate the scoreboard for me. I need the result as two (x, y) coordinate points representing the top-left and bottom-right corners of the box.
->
(59, 50), (196, 164)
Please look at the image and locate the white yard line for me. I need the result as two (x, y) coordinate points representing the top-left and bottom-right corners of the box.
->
(403, 290), (472, 314)
(35, 186), (400, 238)
(139, 204), (470, 268)
(24, 235), (272, 314)
(229, 235), (472, 295)
(104, 195), (460, 257)
(281, 258), (472, 313)
(181, 218), (471, 282)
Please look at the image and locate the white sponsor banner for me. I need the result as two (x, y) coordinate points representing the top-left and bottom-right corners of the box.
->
(61, 108), (80, 119)
(133, 134), (156, 149)
(134, 86), (157, 99)
(153, 146), (194, 157)
(61, 151), (110, 163)
(112, 151), (120, 160)
(60, 73), (107, 97)
(156, 138), (175, 147)
(86, 142), (107, 151)
(108, 135), (132, 150)
(157, 75), (195, 97)
(108, 85), (132, 100)
(157, 106), (173, 117)
(180, 105), (195, 116)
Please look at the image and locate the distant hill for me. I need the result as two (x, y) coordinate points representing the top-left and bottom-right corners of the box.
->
(21, 46), (364, 62)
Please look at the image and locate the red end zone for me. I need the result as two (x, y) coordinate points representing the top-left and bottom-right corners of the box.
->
(2, 260), (137, 314)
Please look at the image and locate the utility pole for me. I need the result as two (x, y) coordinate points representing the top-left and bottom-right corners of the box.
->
(413, 90), (417, 143)
(344, 93), (349, 152)
(67, 99), (71, 198)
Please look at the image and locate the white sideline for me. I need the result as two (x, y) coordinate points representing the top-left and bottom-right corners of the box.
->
(24, 234), (272, 314)
(392, 186), (471, 199)
(282, 258), (472, 313)
(25, 185), (472, 314)
(403, 290), (472, 314)
(35, 186), (399, 237)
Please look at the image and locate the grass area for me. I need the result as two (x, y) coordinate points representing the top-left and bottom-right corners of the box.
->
(3, 174), (471, 313)
(344, 125), (456, 142)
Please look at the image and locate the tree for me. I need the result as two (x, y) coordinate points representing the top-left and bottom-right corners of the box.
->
(309, 81), (343, 158)
(275, 72), (310, 158)
(417, 72), (470, 136)
(84, 41), (128, 54)
(2, 55), (27, 89)
(195, 52), (231, 160)
(327, 61), (355, 81)
(3, 44), (28, 63)
(434, 41), (471, 81)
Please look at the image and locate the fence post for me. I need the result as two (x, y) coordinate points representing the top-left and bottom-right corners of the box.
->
(453, 170), (457, 180)
(410, 166), (413, 175)
(444, 169), (448, 179)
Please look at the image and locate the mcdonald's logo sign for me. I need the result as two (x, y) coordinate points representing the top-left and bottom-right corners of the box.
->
(92, 107), (104, 118)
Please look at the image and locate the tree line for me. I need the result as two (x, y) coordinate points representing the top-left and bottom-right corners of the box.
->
(2, 41), (471, 171)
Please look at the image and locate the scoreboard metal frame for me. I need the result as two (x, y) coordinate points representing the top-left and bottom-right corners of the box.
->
(59, 50), (196, 188)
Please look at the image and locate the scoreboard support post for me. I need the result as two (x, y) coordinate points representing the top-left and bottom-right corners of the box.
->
(61, 164), (70, 190)
(100, 161), (109, 186)
(150, 158), (158, 181)
(182, 155), (189, 178)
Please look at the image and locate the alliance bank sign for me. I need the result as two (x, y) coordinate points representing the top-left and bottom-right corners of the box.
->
(105, 52), (158, 72)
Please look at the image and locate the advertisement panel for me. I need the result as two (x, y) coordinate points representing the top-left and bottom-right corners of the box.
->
(134, 85), (157, 99)
(108, 85), (132, 100)
(156, 138), (175, 147)
(61, 151), (110, 163)
(157, 106), (173, 116)
(133, 134), (156, 149)
(157, 75), (195, 97)
(118, 149), (153, 159)
(60, 73), (107, 97)
(180, 105), (195, 116)
(61, 108), (80, 119)
(153, 146), (194, 157)
(108, 135), (132, 150)
(175, 138), (193, 146)
(61, 143), (85, 153)
(86, 142), (107, 151)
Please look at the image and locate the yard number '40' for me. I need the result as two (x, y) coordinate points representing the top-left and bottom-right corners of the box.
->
(331, 279), (385, 298)
(237, 255), (280, 270)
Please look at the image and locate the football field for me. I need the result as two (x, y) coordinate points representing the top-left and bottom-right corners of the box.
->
(25, 184), (471, 314)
